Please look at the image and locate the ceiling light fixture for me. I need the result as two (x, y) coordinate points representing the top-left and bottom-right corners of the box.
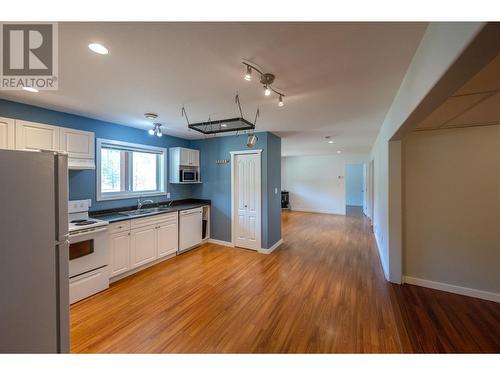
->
(88, 43), (109, 55)
(148, 123), (163, 137)
(242, 61), (286, 106)
(144, 112), (158, 120)
(337, 150), (342, 154)
(244, 65), (252, 81)
(22, 86), (39, 93)
(328, 140), (334, 144)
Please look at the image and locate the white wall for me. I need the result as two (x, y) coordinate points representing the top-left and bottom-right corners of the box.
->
(346, 164), (364, 206)
(368, 22), (485, 281)
(404, 126), (500, 299)
(282, 154), (367, 215)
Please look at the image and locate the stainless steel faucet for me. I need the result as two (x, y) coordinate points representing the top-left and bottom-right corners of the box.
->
(137, 198), (154, 210)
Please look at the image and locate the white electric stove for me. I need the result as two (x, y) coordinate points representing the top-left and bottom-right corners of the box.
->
(68, 200), (110, 304)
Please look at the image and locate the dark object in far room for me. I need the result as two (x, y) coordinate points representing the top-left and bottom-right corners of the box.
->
(281, 191), (290, 209)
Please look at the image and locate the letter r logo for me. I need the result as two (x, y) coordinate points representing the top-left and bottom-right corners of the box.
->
(2, 24), (53, 76)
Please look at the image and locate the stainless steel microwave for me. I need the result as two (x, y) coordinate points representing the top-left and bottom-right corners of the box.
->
(180, 169), (199, 182)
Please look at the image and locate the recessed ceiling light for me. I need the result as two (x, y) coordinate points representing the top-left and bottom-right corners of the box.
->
(88, 43), (109, 55)
(337, 150), (342, 154)
(328, 140), (334, 144)
(22, 86), (39, 93)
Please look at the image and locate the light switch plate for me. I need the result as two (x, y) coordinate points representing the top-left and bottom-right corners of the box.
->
(166, 192), (171, 199)
(275, 188), (278, 194)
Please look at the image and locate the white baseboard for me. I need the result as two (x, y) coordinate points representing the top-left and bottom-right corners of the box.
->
(207, 238), (234, 247)
(258, 238), (283, 254)
(403, 276), (500, 303)
(291, 208), (344, 215)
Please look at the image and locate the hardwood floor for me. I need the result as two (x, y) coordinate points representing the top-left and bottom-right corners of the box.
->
(390, 284), (500, 353)
(70, 210), (401, 353)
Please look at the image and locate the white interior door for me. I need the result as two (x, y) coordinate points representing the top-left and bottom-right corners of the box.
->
(233, 152), (261, 250)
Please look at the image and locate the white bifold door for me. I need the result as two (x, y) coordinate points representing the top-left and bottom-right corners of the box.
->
(233, 152), (261, 250)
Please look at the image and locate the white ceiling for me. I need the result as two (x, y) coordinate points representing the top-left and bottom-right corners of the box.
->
(0, 22), (427, 156)
(415, 53), (500, 131)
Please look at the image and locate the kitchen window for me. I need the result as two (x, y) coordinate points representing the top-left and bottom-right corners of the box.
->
(96, 138), (167, 201)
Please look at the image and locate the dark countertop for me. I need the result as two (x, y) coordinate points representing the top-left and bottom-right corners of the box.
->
(90, 199), (210, 223)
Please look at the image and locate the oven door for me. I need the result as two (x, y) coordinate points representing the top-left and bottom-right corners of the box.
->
(69, 227), (109, 278)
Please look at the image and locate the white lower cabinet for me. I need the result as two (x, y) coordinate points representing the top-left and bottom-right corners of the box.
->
(131, 225), (157, 268)
(110, 231), (131, 277)
(157, 220), (178, 258)
(109, 212), (178, 280)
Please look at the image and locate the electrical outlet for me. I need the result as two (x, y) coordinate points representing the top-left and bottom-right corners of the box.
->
(166, 192), (171, 199)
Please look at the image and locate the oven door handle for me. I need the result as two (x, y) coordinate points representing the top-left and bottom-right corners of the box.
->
(69, 226), (108, 238)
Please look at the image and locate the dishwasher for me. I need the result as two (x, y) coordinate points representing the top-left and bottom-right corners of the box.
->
(178, 207), (203, 253)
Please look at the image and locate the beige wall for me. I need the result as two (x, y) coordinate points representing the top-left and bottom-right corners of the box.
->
(404, 125), (500, 294)
(369, 22), (485, 282)
(282, 154), (367, 215)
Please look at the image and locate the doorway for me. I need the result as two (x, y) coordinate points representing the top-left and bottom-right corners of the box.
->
(231, 150), (262, 251)
(345, 164), (365, 216)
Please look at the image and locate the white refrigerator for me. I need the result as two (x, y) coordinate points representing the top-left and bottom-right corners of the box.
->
(0, 149), (70, 353)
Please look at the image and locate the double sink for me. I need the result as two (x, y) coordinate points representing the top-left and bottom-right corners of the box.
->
(117, 206), (176, 218)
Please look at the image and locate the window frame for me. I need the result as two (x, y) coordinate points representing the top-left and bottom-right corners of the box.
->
(96, 138), (168, 201)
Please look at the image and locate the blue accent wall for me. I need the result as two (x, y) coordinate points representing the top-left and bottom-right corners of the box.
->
(266, 132), (282, 247)
(190, 132), (281, 249)
(0, 99), (282, 248)
(346, 164), (364, 206)
(0, 99), (192, 210)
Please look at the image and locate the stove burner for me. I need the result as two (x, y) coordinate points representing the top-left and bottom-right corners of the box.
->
(72, 220), (98, 226)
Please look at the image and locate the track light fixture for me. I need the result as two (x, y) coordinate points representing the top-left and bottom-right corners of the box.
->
(242, 61), (286, 107)
(148, 123), (163, 137)
(244, 65), (252, 81)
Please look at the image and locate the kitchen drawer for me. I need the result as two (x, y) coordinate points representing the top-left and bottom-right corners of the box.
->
(131, 212), (178, 229)
(109, 221), (131, 234)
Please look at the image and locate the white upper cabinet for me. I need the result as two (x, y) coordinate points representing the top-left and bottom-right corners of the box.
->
(179, 147), (199, 167)
(190, 149), (200, 167)
(180, 148), (191, 166)
(0, 117), (15, 150)
(59, 127), (95, 169)
(3, 118), (95, 169)
(15, 120), (60, 152)
(169, 147), (200, 183)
